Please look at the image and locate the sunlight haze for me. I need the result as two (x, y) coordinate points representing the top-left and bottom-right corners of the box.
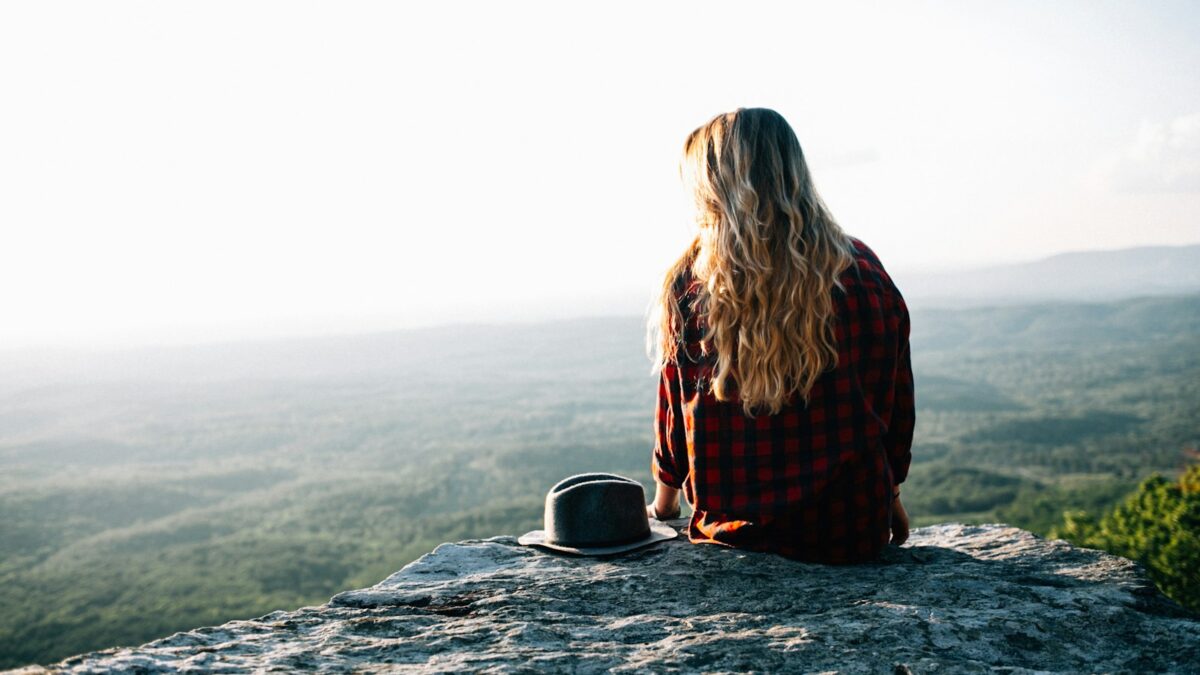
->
(2, 0), (1198, 348)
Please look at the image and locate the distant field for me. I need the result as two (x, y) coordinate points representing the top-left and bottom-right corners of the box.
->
(1, 295), (1198, 668)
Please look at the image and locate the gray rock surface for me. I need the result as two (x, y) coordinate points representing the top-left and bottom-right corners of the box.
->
(29, 523), (1200, 673)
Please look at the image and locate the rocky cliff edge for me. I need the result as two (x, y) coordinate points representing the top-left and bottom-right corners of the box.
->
(27, 523), (1200, 673)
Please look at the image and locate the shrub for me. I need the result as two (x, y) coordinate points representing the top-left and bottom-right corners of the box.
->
(1051, 464), (1200, 611)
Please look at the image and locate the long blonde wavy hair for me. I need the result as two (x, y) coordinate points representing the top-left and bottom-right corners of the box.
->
(649, 108), (855, 416)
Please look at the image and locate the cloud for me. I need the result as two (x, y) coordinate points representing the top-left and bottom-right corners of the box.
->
(1089, 113), (1200, 193)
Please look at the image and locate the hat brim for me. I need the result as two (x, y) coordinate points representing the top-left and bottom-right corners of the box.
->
(517, 519), (678, 556)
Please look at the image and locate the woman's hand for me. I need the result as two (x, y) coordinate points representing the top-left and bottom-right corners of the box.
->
(647, 503), (682, 521)
(648, 481), (682, 520)
(890, 495), (909, 546)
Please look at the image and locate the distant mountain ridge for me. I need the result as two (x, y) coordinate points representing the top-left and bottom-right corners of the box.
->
(894, 243), (1200, 307)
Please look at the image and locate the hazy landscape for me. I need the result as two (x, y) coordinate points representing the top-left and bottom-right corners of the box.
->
(2, 246), (1199, 668)
(896, 243), (1200, 307)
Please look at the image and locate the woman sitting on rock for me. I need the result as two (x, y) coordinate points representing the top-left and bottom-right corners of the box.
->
(647, 107), (914, 564)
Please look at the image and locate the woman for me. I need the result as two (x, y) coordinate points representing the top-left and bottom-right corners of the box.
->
(647, 108), (914, 564)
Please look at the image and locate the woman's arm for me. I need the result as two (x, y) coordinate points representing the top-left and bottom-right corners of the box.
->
(885, 309), (915, 488)
(647, 480), (682, 520)
(650, 362), (688, 519)
(891, 492), (909, 546)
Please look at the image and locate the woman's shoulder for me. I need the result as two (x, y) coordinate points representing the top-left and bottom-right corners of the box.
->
(841, 236), (907, 307)
(845, 236), (885, 274)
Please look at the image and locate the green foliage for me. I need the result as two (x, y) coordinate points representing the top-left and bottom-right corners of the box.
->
(994, 478), (1139, 536)
(972, 412), (1144, 446)
(1050, 465), (1200, 611)
(902, 465), (1030, 515)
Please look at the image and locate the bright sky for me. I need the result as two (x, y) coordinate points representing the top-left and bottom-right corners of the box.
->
(2, 0), (1199, 348)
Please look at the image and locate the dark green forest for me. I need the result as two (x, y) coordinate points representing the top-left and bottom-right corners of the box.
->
(1, 294), (1198, 668)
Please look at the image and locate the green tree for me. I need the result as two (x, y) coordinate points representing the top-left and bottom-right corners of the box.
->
(1051, 464), (1200, 611)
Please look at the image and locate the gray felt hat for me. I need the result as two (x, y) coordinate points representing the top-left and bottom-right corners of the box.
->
(517, 473), (678, 555)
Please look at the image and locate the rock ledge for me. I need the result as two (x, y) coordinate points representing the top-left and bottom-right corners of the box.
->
(34, 523), (1200, 673)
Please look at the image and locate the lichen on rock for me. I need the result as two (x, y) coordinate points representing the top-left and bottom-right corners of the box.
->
(32, 523), (1200, 673)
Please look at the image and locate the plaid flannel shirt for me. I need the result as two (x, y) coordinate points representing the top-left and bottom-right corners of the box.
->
(652, 237), (914, 564)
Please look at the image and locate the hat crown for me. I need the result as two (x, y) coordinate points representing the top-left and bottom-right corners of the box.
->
(544, 473), (651, 547)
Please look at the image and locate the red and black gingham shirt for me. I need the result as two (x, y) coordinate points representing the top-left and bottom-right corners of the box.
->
(651, 237), (914, 564)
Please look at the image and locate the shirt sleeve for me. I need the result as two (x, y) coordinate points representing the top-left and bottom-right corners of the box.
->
(885, 306), (915, 486)
(651, 362), (689, 489)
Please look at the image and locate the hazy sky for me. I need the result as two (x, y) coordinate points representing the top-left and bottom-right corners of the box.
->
(2, 0), (1199, 348)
